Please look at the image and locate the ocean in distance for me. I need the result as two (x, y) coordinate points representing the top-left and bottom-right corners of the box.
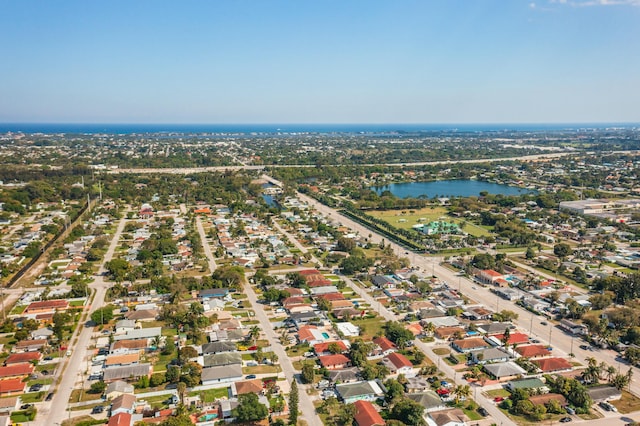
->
(0, 122), (637, 135)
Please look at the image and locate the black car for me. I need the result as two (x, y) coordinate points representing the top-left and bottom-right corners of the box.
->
(43, 356), (53, 361)
(20, 404), (32, 410)
(29, 384), (43, 392)
(560, 417), (572, 423)
(478, 407), (489, 416)
(91, 406), (105, 414)
(45, 393), (54, 401)
(579, 345), (589, 350)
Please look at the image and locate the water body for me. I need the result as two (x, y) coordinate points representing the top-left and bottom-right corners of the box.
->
(373, 180), (536, 198)
(0, 122), (635, 134)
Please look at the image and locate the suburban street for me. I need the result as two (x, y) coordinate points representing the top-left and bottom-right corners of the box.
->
(295, 189), (640, 425)
(38, 212), (129, 426)
(194, 211), (323, 426)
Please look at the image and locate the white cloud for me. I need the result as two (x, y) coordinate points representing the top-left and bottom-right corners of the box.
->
(530, 2), (537, 7)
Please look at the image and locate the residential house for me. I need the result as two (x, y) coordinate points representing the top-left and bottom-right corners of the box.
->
(506, 378), (547, 393)
(202, 352), (242, 368)
(483, 362), (526, 380)
(319, 354), (351, 370)
(201, 364), (243, 385)
(514, 345), (551, 359)
(476, 270), (504, 285)
(427, 408), (470, 426)
(14, 339), (47, 352)
(111, 393), (137, 416)
(313, 341), (349, 356)
(115, 320), (136, 334)
(451, 338), (490, 353)
(30, 328), (54, 340)
(108, 412), (132, 426)
(559, 319), (588, 335)
(105, 381), (135, 400)
(407, 391), (447, 413)
(471, 347), (509, 365)
(435, 327), (465, 340)
(0, 397), (17, 415)
(110, 339), (148, 355)
(381, 352), (415, 376)
(231, 379), (263, 396)
(5, 351), (41, 365)
(0, 363), (34, 380)
(587, 386), (622, 403)
(202, 341), (237, 355)
(105, 354), (140, 367)
(353, 400), (385, 426)
(372, 337), (396, 356)
(113, 327), (161, 344)
(103, 364), (152, 382)
(528, 393), (567, 407)
(328, 367), (360, 384)
(336, 380), (385, 404)
(0, 379), (25, 396)
(533, 357), (573, 373)
(23, 299), (69, 315)
(405, 376), (431, 393)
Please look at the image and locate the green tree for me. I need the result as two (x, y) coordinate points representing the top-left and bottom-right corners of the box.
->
(390, 398), (426, 426)
(89, 381), (107, 394)
(301, 363), (315, 384)
(289, 380), (299, 425)
(554, 243), (573, 259)
(52, 312), (71, 341)
(91, 305), (114, 325)
(233, 393), (268, 422)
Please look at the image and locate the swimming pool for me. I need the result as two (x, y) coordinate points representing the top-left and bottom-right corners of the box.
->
(198, 414), (218, 422)
(322, 332), (330, 339)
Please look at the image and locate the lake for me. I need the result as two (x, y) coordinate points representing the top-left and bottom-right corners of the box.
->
(372, 180), (536, 198)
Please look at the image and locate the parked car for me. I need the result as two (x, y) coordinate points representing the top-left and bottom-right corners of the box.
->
(560, 417), (572, 423)
(478, 407), (488, 416)
(45, 393), (54, 401)
(565, 407), (576, 415)
(579, 345), (589, 350)
(20, 404), (32, 410)
(599, 401), (616, 411)
(245, 375), (257, 379)
(29, 384), (43, 392)
(43, 356), (53, 361)
(91, 406), (105, 414)
(541, 321), (548, 326)
(493, 396), (504, 403)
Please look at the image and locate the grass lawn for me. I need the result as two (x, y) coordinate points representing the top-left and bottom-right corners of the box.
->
(577, 410), (603, 420)
(485, 389), (511, 398)
(242, 365), (279, 374)
(463, 408), (484, 421)
(70, 300), (86, 307)
(142, 394), (172, 409)
(69, 389), (103, 403)
(368, 207), (490, 237)
(71, 401), (105, 411)
(153, 351), (176, 373)
(61, 415), (106, 426)
(21, 391), (45, 403)
(611, 390), (640, 414)
(349, 315), (385, 340)
(11, 411), (35, 423)
(10, 305), (27, 315)
(27, 378), (54, 387)
(433, 348), (450, 356)
(194, 387), (230, 402)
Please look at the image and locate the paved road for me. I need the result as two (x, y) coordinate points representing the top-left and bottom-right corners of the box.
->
(295, 189), (640, 423)
(243, 282), (323, 426)
(270, 219), (320, 264)
(38, 212), (129, 426)
(195, 214), (218, 273)
(107, 151), (588, 175)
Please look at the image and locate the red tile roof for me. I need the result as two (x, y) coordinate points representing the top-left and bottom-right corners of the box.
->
(534, 357), (573, 372)
(373, 337), (396, 352)
(354, 400), (385, 426)
(515, 345), (551, 358)
(298, 269), (321, 276)
(313, 341), (348, 354)
(0, 378), (26, 395)
(5, 352), (41, 365)
(482, 269), (503, 277)
(108, 412), (132, 426)
(319, 354), (350, 368)
(493, 333), (530, 345)
(316, 293), (345, 301)
(385, 352), (413, 369)
(297, 325), (318, 342)
(0, 362), (34, 378)
(24, 299), (69, 312)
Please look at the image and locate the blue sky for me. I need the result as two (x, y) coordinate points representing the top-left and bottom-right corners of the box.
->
(0, 0), (638, 124)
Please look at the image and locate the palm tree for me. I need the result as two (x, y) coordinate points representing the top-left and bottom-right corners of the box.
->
(453, 384), (471, 405)
(177, 382), (187, 406)
(606, 365), (617, 384)
(423, 322), (436, 337)
(249, 326), (261, 345)
(151, 336), (162, 352)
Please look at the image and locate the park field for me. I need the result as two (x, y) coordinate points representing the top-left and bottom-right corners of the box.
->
(367, 207), (490, 237)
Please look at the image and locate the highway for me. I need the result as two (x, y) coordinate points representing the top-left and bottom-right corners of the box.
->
(107, 151), (586, 175)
